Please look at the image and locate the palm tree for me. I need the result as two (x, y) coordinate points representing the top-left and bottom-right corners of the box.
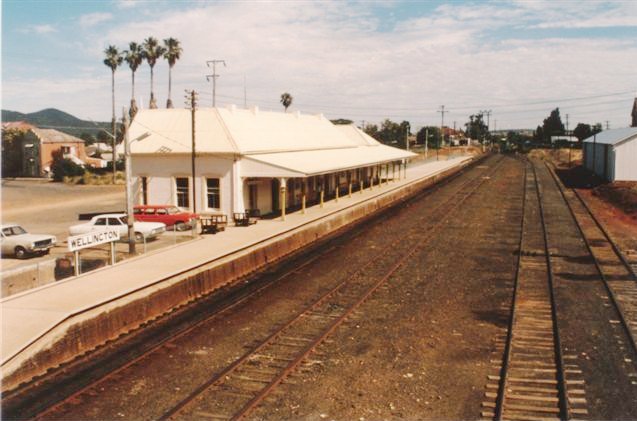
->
(280, 92), (293, 112)
(124, 42), (143, 118)
(142, 37), (166, 109)
(103, 45), (123, 182)
(163, 37), (182, 109)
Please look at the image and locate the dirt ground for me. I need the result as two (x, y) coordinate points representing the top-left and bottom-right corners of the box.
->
(551, 157), (637, 257)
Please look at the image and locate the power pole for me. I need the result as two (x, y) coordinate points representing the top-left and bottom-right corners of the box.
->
(185, 90), (199, 236)
(123, 108), (136, 255)
(206, 59), (226, 107)
(437, 105), (447, 160)
(605, 120), (610, 130)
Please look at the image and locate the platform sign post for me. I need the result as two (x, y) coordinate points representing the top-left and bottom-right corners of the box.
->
(68, 229), (121, 276)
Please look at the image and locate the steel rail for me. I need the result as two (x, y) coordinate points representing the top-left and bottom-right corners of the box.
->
(161, 157), (507, 420)
(534, 163), (570, 420)
(493, 160), (570, 421)
(493, 161), (527, 420)
(545, 163), (637, 357)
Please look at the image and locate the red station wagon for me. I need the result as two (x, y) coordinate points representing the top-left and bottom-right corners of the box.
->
(133, 205), (198, 231)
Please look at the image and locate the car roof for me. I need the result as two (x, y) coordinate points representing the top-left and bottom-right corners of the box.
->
(134, 205), (175, 209)
(0, 223), (20, 229)
(93, 213), (126, 218)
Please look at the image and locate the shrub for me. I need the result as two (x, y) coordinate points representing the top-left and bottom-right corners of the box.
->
(51, 150), (85, 181)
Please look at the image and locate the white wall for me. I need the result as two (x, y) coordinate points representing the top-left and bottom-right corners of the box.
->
(132, 155), (235, 214)
(614, 139), (637, 181)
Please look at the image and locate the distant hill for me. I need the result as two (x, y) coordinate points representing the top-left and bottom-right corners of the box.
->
(1, 108), (111, 137)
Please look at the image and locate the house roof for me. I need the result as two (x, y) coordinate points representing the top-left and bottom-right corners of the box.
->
(2, 121), (35, 131)
(29, 128), (84, 144)
(129, 106), (416, 177)
(582, 127), (637, 146)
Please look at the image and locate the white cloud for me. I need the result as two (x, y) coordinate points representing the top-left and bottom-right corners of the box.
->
(4, 1), (637, 129)
(79, 12), (113, 28)
(24, 24), (57, 34)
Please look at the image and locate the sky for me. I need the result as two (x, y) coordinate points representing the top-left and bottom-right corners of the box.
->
(2, 0), (637, 131)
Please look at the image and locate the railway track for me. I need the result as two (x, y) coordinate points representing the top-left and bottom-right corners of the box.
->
(20, 155), (503, 420)
(158, 157), (507, 420)
(545, 163), (637, 357)
(483, 162), (573, 421)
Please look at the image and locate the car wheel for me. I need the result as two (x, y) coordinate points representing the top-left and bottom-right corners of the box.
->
(175, 221), (188, 231)
(135, 232), (144, 242)
(15, 246), (27, 259)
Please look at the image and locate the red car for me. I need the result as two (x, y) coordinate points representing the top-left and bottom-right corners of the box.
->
(133, 205), (198, 231)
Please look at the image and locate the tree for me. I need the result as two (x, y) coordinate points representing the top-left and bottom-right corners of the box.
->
(142, 37), (166, 109)
(1, 128), (25, 177)
(163, 37), (182, 109)
(79, 132), (96, 145)
(416, 126), (440, 148)
(280, 92), (293, 112)
(464, 113), (488, 142)
(124, 41), (144, 117)
(536, 108), (565, 142)
(399, 120), (410, 149)
(50, 149), (85, 181)
(363, 123), (380, 140)
(103, 45), (122, 181)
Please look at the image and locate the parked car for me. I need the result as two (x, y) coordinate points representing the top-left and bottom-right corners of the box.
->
(133, 205), (198, 231)
(1, 224), (57, 259)
(69, 213), (165, 242)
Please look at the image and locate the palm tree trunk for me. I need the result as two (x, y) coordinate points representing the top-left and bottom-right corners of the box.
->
(149, 66), (157, 109)
(130, 71), (138, 118)
(166, 66), (173, 108)
(111, 70), (116, 183)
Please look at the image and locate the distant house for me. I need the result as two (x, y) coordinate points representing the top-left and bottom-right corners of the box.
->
(21, 128), (88, 177)
(582, 127), (637, 182)
(550, 135), (578, 144)
(128, 106), (416, 217)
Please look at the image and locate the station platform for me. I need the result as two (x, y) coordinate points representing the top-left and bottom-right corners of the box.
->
(1, 155), (476, 392)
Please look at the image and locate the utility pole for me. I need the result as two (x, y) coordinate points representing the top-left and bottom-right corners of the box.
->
(123, 108), (136, 255)
(437, 105), (447, 160)
(206, 59), (226, 107)
(185, 90), (199, 236)
(605, 120), (610, 130)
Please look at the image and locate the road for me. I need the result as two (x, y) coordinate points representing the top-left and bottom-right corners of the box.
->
(1, 179), (193, 273)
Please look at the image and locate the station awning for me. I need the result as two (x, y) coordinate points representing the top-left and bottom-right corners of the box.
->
(241, 144), (417, 178)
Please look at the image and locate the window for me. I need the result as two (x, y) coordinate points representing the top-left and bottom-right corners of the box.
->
(95, 218), (107, 226)
(176, 177), (189, 208)
(206, 178), (220, 209)
(108, 218), (123, 226)
(61, 146), (71, 154)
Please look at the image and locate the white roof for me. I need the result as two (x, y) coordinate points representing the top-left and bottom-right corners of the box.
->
(582, 127), (637, 146)
(128, 106), (416, 177)
(243, 144), (413, 177)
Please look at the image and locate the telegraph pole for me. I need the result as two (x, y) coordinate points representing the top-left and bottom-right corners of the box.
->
(437, 105), (447, 160)
(185, 90), (198, 236)
(206, 60), (226, 107)
(566, 113), (572, 167)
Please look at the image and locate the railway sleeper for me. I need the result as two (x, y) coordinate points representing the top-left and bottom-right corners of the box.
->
(503, 403), (560, 414)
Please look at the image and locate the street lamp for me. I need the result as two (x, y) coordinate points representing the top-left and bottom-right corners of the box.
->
(123, 107), (150, 255)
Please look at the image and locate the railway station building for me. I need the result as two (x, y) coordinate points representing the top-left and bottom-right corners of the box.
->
(128, 106), (416, 217)
(582, 127), (637, 182)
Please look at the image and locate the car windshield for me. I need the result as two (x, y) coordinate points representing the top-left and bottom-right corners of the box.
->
(3, 226), (27, 236)
(167, 207), (181, 214)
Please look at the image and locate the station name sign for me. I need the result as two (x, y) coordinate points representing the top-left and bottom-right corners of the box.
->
(68, 229), (120, 252)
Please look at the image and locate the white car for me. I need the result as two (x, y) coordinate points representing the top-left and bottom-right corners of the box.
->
(69, 213), (166, 242)
(1, 224), (57, 259)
